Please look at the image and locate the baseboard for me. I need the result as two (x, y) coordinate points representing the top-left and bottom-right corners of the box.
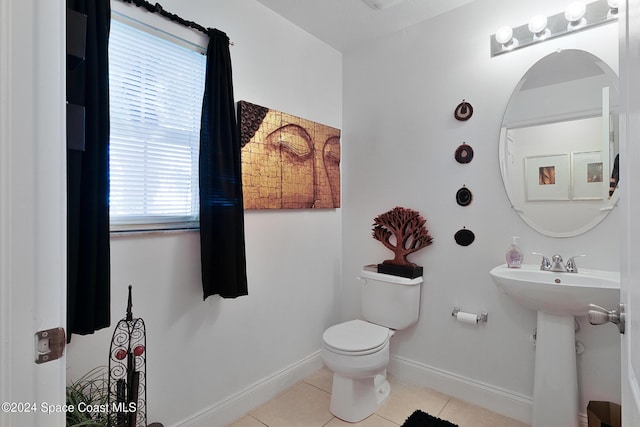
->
(389, 355), (592, 427)
(579, 412), (588, 427)
(172, 350), (323, 427)
(389, 354), (533, 425)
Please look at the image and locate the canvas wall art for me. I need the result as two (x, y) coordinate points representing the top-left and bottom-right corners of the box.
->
(238, 101), (341, 209)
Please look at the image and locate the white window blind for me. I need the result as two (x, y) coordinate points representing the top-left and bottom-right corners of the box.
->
(108, 19), (206, 231)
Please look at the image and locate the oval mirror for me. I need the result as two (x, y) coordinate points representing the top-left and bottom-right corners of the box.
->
(499, 49), (619, 237)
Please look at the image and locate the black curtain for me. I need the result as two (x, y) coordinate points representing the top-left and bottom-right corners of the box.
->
(67, 0), (111, 337)
(199, 29), (248, 299)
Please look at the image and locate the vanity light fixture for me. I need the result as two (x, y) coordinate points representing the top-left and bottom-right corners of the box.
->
(490, 0), (617, 57)
(565, 1), (587, 30)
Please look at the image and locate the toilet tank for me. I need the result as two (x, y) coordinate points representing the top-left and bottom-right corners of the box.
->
(359, 267), (423, 330)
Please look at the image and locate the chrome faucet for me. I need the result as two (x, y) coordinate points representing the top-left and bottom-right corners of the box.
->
(565, 255), (586, 273)
(532, 252), (551, 270)
(550, 254), (567, 272)
(533, 252), (585, 273)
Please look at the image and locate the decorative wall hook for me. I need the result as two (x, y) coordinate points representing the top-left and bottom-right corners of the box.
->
(454, 227), (475, 246)
(454, 143), (474, 164)
(454, 100), (474, 121)
(456, 186), (473, 206)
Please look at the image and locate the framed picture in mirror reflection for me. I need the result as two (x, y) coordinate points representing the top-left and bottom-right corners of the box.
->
(571, 151), (604, 200)
(525, 154), (570, 201)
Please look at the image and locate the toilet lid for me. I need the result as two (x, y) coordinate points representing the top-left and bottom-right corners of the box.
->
(322, 319), (390, 353)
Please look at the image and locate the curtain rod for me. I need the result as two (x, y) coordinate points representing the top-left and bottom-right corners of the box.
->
(118, 0), (234, 45)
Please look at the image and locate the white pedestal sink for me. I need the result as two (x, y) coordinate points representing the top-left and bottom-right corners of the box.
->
(490, 264), (620, 427)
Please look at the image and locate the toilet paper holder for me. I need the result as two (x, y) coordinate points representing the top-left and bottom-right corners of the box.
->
(452, 306), (488, 323)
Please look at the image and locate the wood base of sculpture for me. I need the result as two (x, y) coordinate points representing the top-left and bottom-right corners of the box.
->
(377, 263), (423, 279)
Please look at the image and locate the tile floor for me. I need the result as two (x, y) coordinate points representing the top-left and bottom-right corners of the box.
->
(227, 367), (530, 427)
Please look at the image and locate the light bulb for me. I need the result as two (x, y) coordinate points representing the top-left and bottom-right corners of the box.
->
(565, 1), (586, 21)
(528, 15), (547, 34)
(494, 26), (518, 51)
(495, 26), (513, 45)
(528, 15), (549, 40)
(565, 1), (587, 30)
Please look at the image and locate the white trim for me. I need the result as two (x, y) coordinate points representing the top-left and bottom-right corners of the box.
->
(579, 412), (589, 427)
(389, 355), (533, 425)
(0, 1), (67, 424)
(111, 1), (208, 52)
(0, 0), (13, 424)
(33, 0), (67, 424)
(389, 355), (591, 427)
(172, 351), (323, 427)
(620, 0), (640, 423)
(112, 10), (207, 54)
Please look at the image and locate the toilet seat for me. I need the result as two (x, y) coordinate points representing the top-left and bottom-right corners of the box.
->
(322, 319), (391, 356)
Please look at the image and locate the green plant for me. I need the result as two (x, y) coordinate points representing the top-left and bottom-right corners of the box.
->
(66, 366), (109, 427)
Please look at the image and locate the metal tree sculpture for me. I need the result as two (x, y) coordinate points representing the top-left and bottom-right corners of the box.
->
(372, 207), (433, 267)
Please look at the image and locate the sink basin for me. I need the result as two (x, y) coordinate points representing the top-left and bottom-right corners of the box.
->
(490, 264), (620, 316)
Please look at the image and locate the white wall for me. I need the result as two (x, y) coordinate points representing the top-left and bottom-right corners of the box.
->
(342, 0), (621, 423)
(65, 1), (342, 426)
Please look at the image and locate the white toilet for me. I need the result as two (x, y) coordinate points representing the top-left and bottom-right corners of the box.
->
(321, 267), (423, 422)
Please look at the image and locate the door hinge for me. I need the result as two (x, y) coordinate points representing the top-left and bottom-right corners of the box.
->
(35, 327), (66, 364)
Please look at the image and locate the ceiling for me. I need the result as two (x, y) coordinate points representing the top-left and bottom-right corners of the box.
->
(255, 0), (476, 52)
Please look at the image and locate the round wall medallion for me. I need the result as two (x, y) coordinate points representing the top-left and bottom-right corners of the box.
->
(456, 186), (473, 206)
(454, 143), (474, 164)
(454, 228), (475, 246)
(454, 100), (474, 121)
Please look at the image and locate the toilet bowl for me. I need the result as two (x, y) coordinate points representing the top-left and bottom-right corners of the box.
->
(322, 319), (394, 422)
(321, 268), (423, 423)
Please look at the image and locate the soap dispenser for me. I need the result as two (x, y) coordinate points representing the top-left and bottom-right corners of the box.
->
(505, 236), (523, 268)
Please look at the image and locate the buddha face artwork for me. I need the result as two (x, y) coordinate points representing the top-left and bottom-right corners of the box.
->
(238, 101), (341, 209)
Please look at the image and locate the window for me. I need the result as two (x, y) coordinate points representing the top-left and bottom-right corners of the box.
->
(108, 18), (207, 231)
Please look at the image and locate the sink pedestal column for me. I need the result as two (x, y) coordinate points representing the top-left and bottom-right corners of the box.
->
(533, 312), (579, 427)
